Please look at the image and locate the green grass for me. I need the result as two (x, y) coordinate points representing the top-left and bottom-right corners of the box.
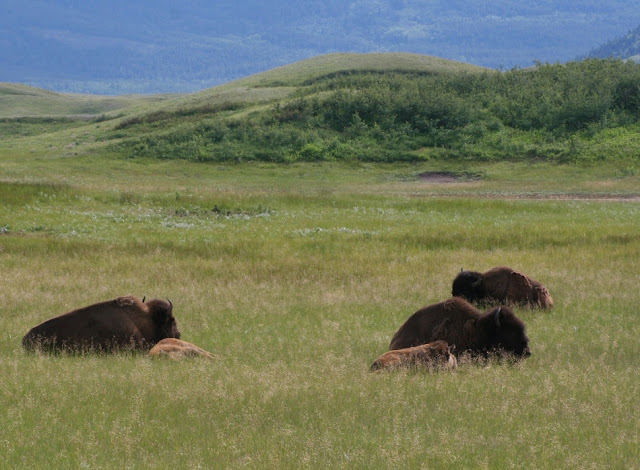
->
(1, 156), (640, 468)
(228, 52), (489, 87)
(0, 82), (178, 119)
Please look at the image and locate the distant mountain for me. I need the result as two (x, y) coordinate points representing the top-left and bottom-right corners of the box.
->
(3, 0), (640, 94)
(587, 24), (640, 60)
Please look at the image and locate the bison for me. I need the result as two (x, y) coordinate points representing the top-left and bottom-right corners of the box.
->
(370, 340), (457, 372)
(149, 338), (213, 359)
(389, 297), (531, 358)
(22, 296), (181, 353)
(452, 266), (554, 308)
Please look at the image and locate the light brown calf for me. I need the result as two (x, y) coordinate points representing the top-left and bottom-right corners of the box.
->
(149, 338), (213, 359)
(371, 340), (457, 372)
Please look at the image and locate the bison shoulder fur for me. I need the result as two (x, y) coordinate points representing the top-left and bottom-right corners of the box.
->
(452, 266), (553, 308)
(149, 338), (213, 360)
(370, 340), (457, 372)
(22, 296), (181, 353)
(389, 297), (531, 358)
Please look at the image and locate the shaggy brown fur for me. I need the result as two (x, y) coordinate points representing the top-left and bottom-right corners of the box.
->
(22, 296), (180, 352)
(452, 266), (554, 308)
(149, 338), (213, 359)
(389, 297), (531, 357)
(370, 340), (457, 372)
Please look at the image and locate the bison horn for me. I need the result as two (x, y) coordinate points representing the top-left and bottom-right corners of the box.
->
(472, 278), (482, 288)
(494, 307), (501, 327)
(142, 296), (146, 303)
(167, 298), (173, 311)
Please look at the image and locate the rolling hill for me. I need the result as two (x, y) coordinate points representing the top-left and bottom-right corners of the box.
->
(0, 83), (178, 119)
(2, 53), (640, 166)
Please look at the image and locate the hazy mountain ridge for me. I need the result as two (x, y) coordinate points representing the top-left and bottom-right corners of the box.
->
(3, 0), (640, 94)
(587, 24), (640, 60)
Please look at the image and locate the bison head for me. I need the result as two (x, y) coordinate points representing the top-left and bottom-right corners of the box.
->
(428, 340), (453, 357)
(535, 286), (554, 309)
(485, 306), (531, 357)
(452, 270), (485, 302)
(146, 298), (181, 341)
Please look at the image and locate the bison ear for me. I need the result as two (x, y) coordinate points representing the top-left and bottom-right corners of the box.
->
(494, 307), (502, 328)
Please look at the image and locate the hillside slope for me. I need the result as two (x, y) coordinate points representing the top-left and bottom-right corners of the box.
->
(0, 83), (177, 119)
(102, 55), (640, 165)
(3, 53), (640, 166)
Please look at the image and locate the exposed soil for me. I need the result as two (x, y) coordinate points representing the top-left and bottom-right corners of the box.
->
(419, 171), (458, 183)
(418, 171), (482, 183)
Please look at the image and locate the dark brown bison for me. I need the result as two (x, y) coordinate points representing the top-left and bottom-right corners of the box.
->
(370, 340), (457, 372)
(452, 266), (554, 308)
(149, 338), (213, 359)
(22, 296), (180, 352)
(389, 297), (531, 358)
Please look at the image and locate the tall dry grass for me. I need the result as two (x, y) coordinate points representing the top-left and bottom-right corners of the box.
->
(1, 162), (639, 468)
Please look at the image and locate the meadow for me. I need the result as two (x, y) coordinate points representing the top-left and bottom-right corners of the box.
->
(1, 155), (639, 468)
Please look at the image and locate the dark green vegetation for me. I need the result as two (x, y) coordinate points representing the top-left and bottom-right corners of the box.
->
(4, 0), (639, 93)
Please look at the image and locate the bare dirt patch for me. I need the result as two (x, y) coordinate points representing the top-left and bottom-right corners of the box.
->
(418, 171), (482, 183)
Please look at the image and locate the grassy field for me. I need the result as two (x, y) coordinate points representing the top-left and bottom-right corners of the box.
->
(1, 153), (639, 468)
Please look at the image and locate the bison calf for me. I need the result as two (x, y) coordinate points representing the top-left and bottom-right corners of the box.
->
(149, 338), (213, 359)
(22, 296), (181, 353)
(371, 340), (457, 372)
(452, 266), (554, 308)
(389, 297), (531, 358)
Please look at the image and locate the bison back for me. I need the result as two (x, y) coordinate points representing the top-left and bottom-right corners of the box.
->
(389, 298), (479, 351)
(22, 297), (153, 352)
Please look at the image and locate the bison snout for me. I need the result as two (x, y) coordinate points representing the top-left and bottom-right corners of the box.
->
(521, 347), (532, 358)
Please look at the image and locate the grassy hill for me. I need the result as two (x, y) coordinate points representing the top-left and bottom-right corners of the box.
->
(2, 53), (640, 166)
(0, 83), (177, 119)
(228, 52), (490, 87)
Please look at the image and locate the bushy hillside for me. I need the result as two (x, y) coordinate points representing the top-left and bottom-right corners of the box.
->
(101, 55), (640, 164)
(3, 54), (640, 165)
